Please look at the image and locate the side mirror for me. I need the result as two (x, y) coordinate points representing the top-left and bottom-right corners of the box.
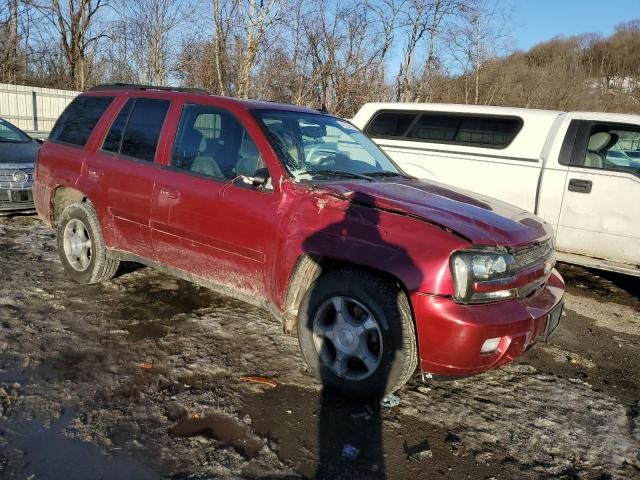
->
(250, 167), (270, 187)
(235, 167), (270, 188)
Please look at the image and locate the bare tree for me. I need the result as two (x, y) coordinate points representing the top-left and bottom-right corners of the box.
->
(447, 0), (511, 104)
(211, 0), (238, 95)
(34, 0), (107, 90)
(236, 0), (286, 98)
(121, 0), (195, 85)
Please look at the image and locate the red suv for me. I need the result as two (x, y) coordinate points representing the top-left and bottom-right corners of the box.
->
(34, 85), (564, 397)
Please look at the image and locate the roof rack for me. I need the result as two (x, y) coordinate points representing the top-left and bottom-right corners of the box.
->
(88, 83), (209, 94)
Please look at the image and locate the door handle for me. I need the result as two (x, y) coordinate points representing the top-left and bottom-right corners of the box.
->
(159, 188), (180, 200)
(568, 178), (592, 193)
(87, 167), (103, 180)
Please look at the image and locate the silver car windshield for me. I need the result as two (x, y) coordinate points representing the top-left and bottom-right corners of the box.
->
(254, 110), (404, 181)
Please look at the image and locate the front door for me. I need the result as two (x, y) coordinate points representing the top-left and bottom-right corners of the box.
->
(150, 102), (279, 299)
(556, 120), (640, 266)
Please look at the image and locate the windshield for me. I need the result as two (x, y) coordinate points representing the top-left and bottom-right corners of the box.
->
(0, 119), (32, 143)
(253, 110), (404, 180)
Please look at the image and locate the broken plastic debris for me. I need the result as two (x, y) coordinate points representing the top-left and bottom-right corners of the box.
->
(341, 444), (360, 459)
(381, 393), (400, 408)
(239, 375), (277, 388)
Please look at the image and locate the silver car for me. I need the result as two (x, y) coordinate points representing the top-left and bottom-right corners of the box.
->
(0, 118), (40, 214)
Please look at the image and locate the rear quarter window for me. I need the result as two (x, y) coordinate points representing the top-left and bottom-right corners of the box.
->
(49, 96), (114, 147)
(365, 110), (523, 149)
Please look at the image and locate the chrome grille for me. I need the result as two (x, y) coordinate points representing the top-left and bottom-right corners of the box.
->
(512, 239), (554, 269)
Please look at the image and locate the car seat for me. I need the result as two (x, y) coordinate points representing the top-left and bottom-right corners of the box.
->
(235, 133), (263, 177)
(584, 132), (611, 169)
(181, 126), (223, 178)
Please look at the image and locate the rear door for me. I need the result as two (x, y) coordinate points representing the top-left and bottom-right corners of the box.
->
(150, 101), (279, 299)
(556, 119), (640, 266)
(87, 96), (170, 259)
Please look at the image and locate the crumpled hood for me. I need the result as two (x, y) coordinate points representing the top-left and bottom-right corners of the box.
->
(318, 178), (552, 247)
(0, 141), (39, 165)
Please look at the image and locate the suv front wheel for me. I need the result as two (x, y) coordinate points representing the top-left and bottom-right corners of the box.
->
(297, 269), (418, 398)
(57, 202), (120, 284)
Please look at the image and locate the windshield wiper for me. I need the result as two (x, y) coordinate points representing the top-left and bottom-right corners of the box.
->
(297, 169), (373, 181)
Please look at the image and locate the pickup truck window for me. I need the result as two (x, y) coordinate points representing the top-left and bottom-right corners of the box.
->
(574, 122), (640, 177)
(119, 98), (170, 162)
(171, 104), (263, 180)
(365, 110), (522, 149)
(50, 95), (114, 148)
(366, 112), (417, 137)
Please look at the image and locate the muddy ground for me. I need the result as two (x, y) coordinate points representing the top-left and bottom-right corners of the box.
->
(0, 214), (638, 480)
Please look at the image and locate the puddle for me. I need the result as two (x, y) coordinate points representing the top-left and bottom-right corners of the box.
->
(0, 408), (161, 480)
(169, 411), (262, 459)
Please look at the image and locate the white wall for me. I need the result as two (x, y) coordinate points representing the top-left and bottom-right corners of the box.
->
(0, 83), (80, 133)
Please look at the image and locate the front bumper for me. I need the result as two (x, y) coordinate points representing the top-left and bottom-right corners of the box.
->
(411, 269), (565, 377)
(0, 187), (35, 213)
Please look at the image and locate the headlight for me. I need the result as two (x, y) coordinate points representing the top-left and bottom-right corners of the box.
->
(12, 170), (29, 183)
(451, 250), (517, 303)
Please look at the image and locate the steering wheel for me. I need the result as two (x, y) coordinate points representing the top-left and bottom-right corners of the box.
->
(306, 145), (336, 166)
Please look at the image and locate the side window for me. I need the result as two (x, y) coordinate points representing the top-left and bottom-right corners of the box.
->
(171, 104), (264, 180)
(579, 123), (640, 176)
(102, 99), (134, 153)
(365, 112), (417, 137)
(407, 114), (521, 148)
(365, 110), (522, 149)
(50, 95), (114, 147)
(119, 98), (170, 162)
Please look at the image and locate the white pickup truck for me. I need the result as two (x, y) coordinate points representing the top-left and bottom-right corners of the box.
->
(352, 103), (640, 276)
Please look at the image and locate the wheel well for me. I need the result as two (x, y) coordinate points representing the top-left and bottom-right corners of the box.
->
(52, 187), (88, 225)
(282, 254), (412, 334)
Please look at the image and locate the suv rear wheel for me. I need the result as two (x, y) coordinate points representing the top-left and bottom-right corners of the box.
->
(297, 269), (417, 398)
(57, 202), (119, 284)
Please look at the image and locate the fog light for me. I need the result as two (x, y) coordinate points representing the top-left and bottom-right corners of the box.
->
(480, 337), (501, 354)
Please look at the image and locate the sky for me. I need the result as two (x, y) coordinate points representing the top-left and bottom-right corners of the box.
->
(511, 0), (639, 51)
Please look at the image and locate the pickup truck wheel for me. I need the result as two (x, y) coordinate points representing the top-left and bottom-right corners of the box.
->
(297, 269), (417, 398)
(56, 202), (119, 284)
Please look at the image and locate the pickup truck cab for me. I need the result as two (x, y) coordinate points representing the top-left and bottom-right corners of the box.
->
(353, 103), (640, 277)
(34, 86), (564, 397)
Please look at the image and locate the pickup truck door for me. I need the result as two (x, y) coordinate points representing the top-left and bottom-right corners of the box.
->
(556, 120), (640, 267)
(150, 102), (278, 301)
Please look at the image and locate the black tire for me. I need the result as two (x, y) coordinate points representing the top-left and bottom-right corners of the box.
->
(56, 202), (120, 284)
(297, 269), (418, 398)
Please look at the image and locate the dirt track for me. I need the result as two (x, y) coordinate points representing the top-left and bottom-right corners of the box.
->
(0, 214), (639, 479)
